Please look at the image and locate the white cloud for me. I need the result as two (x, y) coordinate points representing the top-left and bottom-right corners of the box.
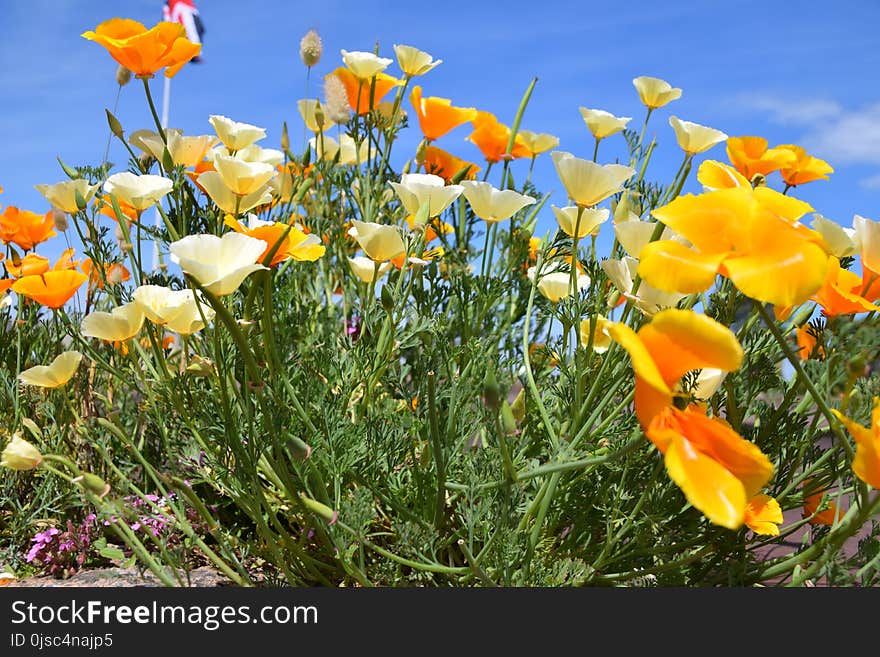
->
(859, 173), (880, 190)
(736, 95), (880, 167)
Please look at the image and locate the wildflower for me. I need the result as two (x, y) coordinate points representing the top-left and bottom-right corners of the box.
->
(5, 253), (49, 278)
(394, 44), (442, 77)
(224, 214), (325, 267)
(341, 49), (392, 79)
(349, 256), (392, 283)
(210, 154), (277, 198)
(309, 134), (370, 166)
(552, 206), (608, 238)
(811, 257), (879, 316)
(410, 86), (477, 140)
(209, 115), (267, 152)
(298, 99), (336, 133)
(323, 74), (352, 123)
(460, 181), (534, 224)
(422, 146), (480, 182)
(390, 173), (464, 219)
(12, 270), (86, 309)
(197, 171), (272, 215)
(467, 112), (530, 163)
(833, 399), (880, 489)
(726, 136), (797, 181)
(81, 259), (131, 290)
(81, 18), (201, 78)
(349, 220), (406, 262)
(132, 285), (215, 334)
(233, 144), (284, 166)
(170, 233), (269, 296)
(0, 207), (56, 250)
(632, 76), (682, 109)
(129, 129), (218, 168)
(579, 314), (612, 353)
(81, 302), (145, 342)
(777, 144), (834, 187)
(802, 485), (845, 525)
(1, 434), (43, 471)
(602, 257), (686, 316)
(811, 215), (858, 259)
(696, 160), (750, 191)
(527, 265), (590, 303)
(579, 108), (631, 140)
(551, 151), (635, 208)
(639, 186), (829, 306)
(668, 117), (728, 155)
(34, 180), (100, 214)
(300, 29), (323, 68)
(328, 68), (401, 115)
(517, 130), (559, 159)
(796, 324), (823, 361)
(19, 351), (82, 388)
(744, 495), (783, 536)
(103, 172), (173, 212)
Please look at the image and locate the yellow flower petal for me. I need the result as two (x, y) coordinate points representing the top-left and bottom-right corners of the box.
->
(638, 240), (726, 293)
(18, 351), (83, 388)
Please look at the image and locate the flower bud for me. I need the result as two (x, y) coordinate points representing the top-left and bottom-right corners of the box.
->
(185, 355), (215, 377)
(299, 29), (323, 68)
(74, 473), (111, 498)
(116, 64), (132, 87)
(51, 207), (68, 232)
(1, 434), (43, 471)
(482, 368), (502, 413)
(299, 493), (338, 525)
(280, 121), (290, 153)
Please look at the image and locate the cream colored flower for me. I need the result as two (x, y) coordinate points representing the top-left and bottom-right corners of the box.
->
(460, 181), (535, 223)
(1, 434), (42, 471)
(341, 49), (392, 79)
(393, 44), (442, 76)
(579, 314), (613, 353)
(349, 256), (392, 283)
(551, 151), (634, 208)
(812, 214), (858, 258)
(103, 172), (173, 211)
(234, 145), (284, 167)
(527, 265), (590, 303)
(81, 302), (145, 342)
(132, 285), (216, 334)
(170, 233), (269, 296)
(213, 154), (276, 196)
(614, 212), (682, 259)
(579, 108), (631, 140)
(602, 257), (686, 315)
(197, 172), (272, 215)
(633, 76), (682, 109)
(209, 115), (267, 152)
(130, 129), (218, 167)
(309, 134), (370, 166)
(34, 180), (100, 214)
(389, 173), (464, 220)
(297, 99), (336, 133)
(518, 130), (559, 156)
(19, 351), (82, 388)
(349, 220), (406, 262)
(668, 116), (727, 155)
(854, 214), (880, 273)
(552, 206), (609, 238)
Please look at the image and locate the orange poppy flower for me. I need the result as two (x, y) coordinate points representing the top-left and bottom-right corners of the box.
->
(328, 68), (401, 115)
(81, 18), (202, 79)
(97, 195), (139, 225)
(811, 256), (879, 316)
(466, 112), (530, 163)
(389, 246), (445, 270)
(795, 324), (824, 361)
(403, 214), (453, 243)
(410, 86), (477, 141)
(0, 207), (56, 250)
(726, 136), (797, 181)
(5, 253), (49, 278)
(81, 258), (131, 290)
(11, 270), (87, 309)
(422, 145), (480, 182)
(802, 485), (845, 526)
(777, 144), (833, 187)
(833, 399), (880, 490)
(224, 215), (325, 267)
(0, 279), (12, 295)
(52, 248), (81, 272)
(744, 494), (783, 536)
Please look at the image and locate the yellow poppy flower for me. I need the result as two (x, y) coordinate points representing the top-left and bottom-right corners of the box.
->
(725, 136), (797, 181)
(632, 76), (682, 109)
(517, 130), (559, 158)
(81, 302), (146, 342)
(349, 220), (406, 262)
(1, 434), (43, 471)
(668, 117), (728, 155)
(410, 86), (477, 141)
(19, 351), (83, 388)
(833, 399), (880, 489)
(776, 144), (834, 186)
(744, 494), (783, 536)
(579, 108), (631, 140)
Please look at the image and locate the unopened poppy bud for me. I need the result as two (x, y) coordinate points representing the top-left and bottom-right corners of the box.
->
(74, 189), (88, 212)
(482, 368), (502, 412)
(105, 109), (124, 139)
(500, 401), (517, 435)
(380, 283), (394, 311)
(74, 473), (111, 498)
(51, 207), (68, 232)
(313, 102), (325, 131)
(510, 388), (526, 424)
(415, 139), (428, 166)
(299, 493), (337, 525)
(280, 121), (290, 153)
(299, 29), (323, 68)
(1, 434), (43, 471)
(116, 64), (132, 86)
(185, 355), (215, 377)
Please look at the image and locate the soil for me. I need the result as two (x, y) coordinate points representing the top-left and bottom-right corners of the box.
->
(3, 566), (229, 588)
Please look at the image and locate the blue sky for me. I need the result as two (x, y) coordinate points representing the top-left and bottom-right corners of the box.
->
(3, 0), (880, 263)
